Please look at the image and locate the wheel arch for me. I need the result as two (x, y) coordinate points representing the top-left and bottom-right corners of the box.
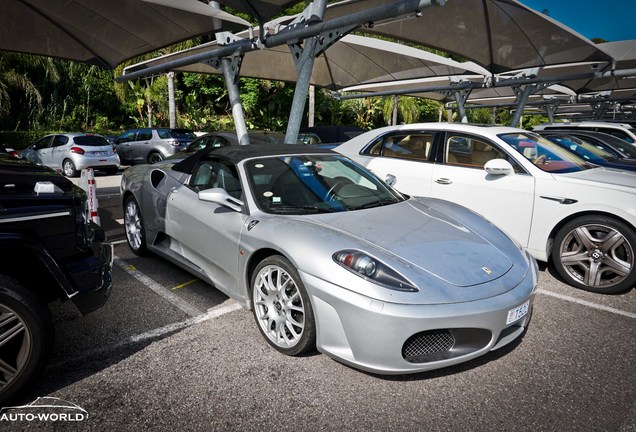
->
(0, 235), (71, 305)
(546, 210), (636, 260)
(244, 248), (290, 309)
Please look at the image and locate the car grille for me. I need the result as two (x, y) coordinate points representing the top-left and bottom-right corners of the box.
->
(402, 328), (492, 363)
(402, 330), (455, 362)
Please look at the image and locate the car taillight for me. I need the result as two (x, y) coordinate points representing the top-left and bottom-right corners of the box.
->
(70, 146), (85, 155)
(168, 139), (180, 147)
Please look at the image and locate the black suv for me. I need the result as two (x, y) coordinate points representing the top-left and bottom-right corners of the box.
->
(0, 155), (113, 404)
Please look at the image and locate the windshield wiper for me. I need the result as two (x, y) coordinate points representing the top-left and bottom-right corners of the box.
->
(348, 198), (398, 210)
(270, 205), (337, 214)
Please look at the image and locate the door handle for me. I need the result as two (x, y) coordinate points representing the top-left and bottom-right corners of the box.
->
(435, 178), (453, 185)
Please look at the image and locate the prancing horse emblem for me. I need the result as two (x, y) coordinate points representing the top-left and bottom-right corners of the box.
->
(482, 266), (493, 275)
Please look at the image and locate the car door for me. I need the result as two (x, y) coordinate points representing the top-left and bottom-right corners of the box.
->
(49, 134), (70, 169)
(116, 130), (138, 162)
(165, 158), (248, 293)
(132, 128), (153, 162)
(23, 135), (54, 166)
(353, 131), (437, 197)
(429, 132), (536, 246)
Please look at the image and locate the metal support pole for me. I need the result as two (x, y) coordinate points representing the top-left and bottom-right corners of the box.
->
(285, 0), (333, 144)
(286, 37), (320, 144)
(222, 57), (250, 145)
(510, 82), (552, 127)
(208, 52), (250, 145)
(440, 88), (471, 123)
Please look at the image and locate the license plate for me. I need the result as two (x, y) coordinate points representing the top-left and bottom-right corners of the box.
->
(506, 300), (529, 325)
(92, 151), (108, 156)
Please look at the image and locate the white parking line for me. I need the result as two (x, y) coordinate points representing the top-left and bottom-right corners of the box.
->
(537, 289), (636, 319)
(114, 255), (202, 317)
(48, 301), (242, 369)
(130, 301), (243, 343)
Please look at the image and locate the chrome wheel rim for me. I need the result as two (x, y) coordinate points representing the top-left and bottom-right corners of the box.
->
(560, 223), (634, 289)
(253, 265), (305, 349)
(0, 303), (31, 393)
(124, 200), (143, 250)
(63, 160), (74, 176)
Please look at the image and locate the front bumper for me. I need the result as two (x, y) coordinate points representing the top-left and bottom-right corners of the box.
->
(302, 260), (537, 375)
(66, 240), (114, 315)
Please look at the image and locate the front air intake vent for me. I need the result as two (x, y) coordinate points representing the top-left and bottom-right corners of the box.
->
(402, 328), (492, 363)
(402, 330), (455, 363)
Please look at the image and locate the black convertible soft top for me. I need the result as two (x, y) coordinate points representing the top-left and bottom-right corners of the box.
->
(172, 144), (336, 174)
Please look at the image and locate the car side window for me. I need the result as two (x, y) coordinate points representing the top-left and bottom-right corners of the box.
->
(446, 134), (522, 172)
(118, 130), (137, 143)
(364, 133), (434, 161)
(52, 135), (69, 147)
(190, 159), (242, 199)
(157, 129), (171, 139)
(138, 129), (153, 141)
(33, 136), (53, 150)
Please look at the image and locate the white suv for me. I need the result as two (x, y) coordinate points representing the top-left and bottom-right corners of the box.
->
(532, 122), (636, 144)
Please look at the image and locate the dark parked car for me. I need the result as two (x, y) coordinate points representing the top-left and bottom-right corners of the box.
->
(535, 130), (636, 160)
(299, 126), (365, 145)
(0, 157), (113, 403)
(167, 130), (294, 161)
(537, 131), (636, 172)
(115, 128), (196, 165)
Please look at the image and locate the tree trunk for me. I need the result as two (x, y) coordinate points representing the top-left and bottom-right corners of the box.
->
(168, 71), (176, 128)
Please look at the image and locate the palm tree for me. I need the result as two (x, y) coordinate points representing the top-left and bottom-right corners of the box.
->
(114, 40), (200, 128)
(381, 95), (419, 125)
(0, 52), (60, 124)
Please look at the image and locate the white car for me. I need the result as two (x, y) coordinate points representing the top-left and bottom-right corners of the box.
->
(336, 123), (636, 294)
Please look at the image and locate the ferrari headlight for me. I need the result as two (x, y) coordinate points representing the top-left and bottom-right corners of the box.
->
(333, 250), (418, 292)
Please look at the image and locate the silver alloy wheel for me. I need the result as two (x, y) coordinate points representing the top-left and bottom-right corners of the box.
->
(559, 223), (634, 288)
(253, 264), (305, 349)
(0, 302), (32, 394)
(63, 159), (76, 177)
(124, 199), (143, 251)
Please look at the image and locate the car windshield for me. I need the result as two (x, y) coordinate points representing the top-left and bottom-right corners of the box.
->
(74, 135), (110, 147)
(498, 132), (591, 173)
(245, 154), (405, 214)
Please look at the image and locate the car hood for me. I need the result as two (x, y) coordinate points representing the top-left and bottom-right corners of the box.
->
(555, 166), (636, 190)
(0, 157), (77, 195)
(304, 200), (514, 288)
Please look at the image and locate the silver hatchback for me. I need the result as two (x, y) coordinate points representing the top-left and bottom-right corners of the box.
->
(21, 133), (121, 177)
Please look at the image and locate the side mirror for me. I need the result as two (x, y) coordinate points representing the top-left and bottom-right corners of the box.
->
(484, 159), (514, 176)
(385, 174), (397, 187)
(198, 188), (244, 212)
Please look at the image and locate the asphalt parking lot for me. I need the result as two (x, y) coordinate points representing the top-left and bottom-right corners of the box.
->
(3, 170), (634, 431)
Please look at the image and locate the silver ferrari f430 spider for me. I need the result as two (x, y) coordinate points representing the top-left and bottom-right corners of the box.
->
(121, 144), (538, 374)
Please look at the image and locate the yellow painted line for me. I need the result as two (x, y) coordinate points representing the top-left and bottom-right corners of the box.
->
(171, 279), (198, 291)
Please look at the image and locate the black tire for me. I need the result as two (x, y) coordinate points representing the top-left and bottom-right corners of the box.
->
(147, 152), (163, 164)
(62, 159), (78, 177)
(553, 215), (636, 293)
(251, 255), (316, 356)
(0, 275), (54, 405)
(123, 195), (149, 256)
